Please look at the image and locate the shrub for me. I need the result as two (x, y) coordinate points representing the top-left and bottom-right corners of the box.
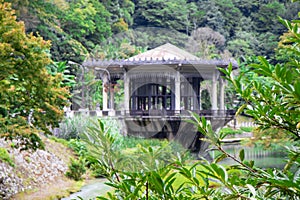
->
(0, 147), (14, 167)
(66, 158), (86, 181)
(68, 139), (88, 157)
(56, 116), (122, 141)
(55, 116), (96, 140)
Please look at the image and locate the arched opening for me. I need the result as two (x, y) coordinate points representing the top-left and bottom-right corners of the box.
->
(130, 80), (175, 116)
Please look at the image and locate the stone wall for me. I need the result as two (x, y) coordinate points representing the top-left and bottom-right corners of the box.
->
(0, 138), (68, 200)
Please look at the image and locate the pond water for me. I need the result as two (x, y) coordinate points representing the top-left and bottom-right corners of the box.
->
(213, 144), (287, 169)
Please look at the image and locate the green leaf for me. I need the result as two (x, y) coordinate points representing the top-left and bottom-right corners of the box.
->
(179, 167), (192, 179)
(235, 104), (247, 117)
(98, 119), (104, 133)
(246, 184), (256, 197)
(165, 177), (176, 192)
(214, 153), (227, 163)
(239, 149), (245, 162)
(211, 163), (228, 183)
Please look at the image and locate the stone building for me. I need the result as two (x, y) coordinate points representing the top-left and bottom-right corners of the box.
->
(83, 43), (238, 154)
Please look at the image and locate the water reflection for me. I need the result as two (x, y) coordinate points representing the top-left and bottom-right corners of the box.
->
(211, 144), (287, 169)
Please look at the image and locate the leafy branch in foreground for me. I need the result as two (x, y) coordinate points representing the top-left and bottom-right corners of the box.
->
(189, 114), (300, 199)
(81, 117), (300, 200)
(219, 15), (300, 140)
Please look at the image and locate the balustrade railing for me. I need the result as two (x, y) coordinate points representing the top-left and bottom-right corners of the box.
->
(65, 109), (236, 118)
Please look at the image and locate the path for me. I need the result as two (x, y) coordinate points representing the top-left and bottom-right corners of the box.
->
(62, 179), (111, 200)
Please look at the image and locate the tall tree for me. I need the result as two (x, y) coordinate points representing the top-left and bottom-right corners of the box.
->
(232, 0), (259, 17)
(227, 31), (258, 58)
(101, 0), (135, 33)
(198, 1), (227, 37)
(214, 0), (243, 38)
(133, 0), (188, 32)
(0, 1), (69, 149)
(252, 1), (286, 34)
(186, 27), (226, 59)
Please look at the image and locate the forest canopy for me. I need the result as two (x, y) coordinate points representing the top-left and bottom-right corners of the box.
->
(5, 0), (300, 63)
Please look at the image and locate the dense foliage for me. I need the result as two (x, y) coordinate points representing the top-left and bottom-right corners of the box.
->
(4, 0), (300, 62)
(220, 18), (300, 141)
(0, 1), (69, 149)
(4, 1), (299, 113)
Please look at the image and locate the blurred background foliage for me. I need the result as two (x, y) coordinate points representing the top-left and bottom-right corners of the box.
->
(5, 0), (300, 63)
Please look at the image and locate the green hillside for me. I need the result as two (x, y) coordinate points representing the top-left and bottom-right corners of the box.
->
(7, 0), (300, 63)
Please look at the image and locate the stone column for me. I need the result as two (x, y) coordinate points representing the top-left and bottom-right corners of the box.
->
(175, 71), (181, 113)
(124, 72), (130, 114)
(199, 82), (202, 110)
(211, 70), (218, 115)
(110, 83), (115, 110)
(219, 77), (225, 114)
(102, 73), (108, 111)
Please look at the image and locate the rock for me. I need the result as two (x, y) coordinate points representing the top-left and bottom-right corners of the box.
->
(0, 162), (23, 200)
(0, 137), (69, 199)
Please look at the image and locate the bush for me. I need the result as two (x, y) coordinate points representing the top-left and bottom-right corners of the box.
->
(49, 136), (69, 147)
(55, 116), (96, 140)
(0, 147), (14, 167)
(68, 139), (88, 157)
(66, 158), (86, 181)
(56, 116), (122, 141)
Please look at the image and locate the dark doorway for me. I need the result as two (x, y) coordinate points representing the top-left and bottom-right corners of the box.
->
(130, 82), (175, 115)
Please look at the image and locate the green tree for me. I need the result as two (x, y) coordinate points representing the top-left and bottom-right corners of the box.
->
(7, 0), (89, 63)
(252, 1), (286, 34)
(232, 0), (259, 17)
(101, 0), (135, 33)
(199, 1), (227, 37)
(255, 31), (280, 60)
(214, 0), (243, 38)
(133, 0), (189, 32)
(60, 0), (112, 52)
(227, 31), (258, 58)
(123, 27), (188, 50)
(46, 61), (76, 88)
(7, 0), (111, 63)
(0, 1), (69, 149)
(186, 2), (205, 33)
(186, 27), (226, 59)
(62, 0), (97, 38)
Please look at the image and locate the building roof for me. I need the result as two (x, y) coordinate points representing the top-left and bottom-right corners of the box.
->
(126, 43), (200, 61)
(83, 43), (238, 80)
